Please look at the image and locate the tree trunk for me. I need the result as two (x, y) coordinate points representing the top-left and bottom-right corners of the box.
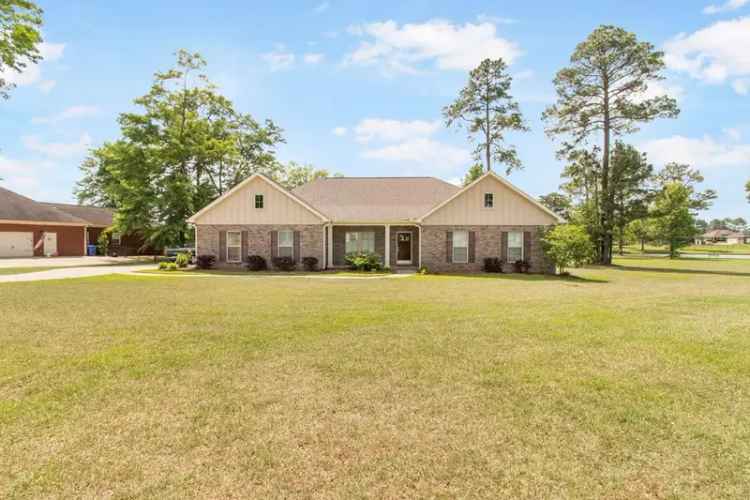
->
(640, 238), (645, 252)
(485, 99), (491, 172)
(600, 75), (613, 265)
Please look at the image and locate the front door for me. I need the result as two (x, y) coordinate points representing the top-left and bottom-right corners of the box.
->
(44, 232), (58, 256)
(397, 232), (412, 264)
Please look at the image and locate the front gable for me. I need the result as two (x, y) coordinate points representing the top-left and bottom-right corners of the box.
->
(420, 173), (560, 226)
(188, 175), (327, 225)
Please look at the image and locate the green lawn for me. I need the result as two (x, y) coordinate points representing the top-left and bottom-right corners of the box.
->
(2, 258), (750, 498)
(0, 266), (61, 275)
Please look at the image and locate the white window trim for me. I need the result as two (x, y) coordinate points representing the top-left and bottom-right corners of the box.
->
(507, 231), (524, 261)
(483, 192), (494, 209)
(111, 232), (122, 246)
(254, 194), (264, 209)
(278, 229), (294, 259)
(226, 231), (242, 263)
(452, 230), (469, 264)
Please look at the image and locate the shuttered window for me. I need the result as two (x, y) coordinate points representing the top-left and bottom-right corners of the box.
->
(345, 231), (375, 253)
(278, 229), (293, 258)
(227, 231), (242, 262)
(508, 231), (524, 262)
(452, 230), (468, 263)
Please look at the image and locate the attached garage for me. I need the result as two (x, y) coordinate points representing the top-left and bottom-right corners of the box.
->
(0, 231), (34, 257)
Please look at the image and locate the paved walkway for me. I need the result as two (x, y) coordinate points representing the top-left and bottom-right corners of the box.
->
(0, 256), (145, 269)
(0, 264), (153, 283)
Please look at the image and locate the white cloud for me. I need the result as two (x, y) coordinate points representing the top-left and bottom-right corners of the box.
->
(476, 14), (519, 25)
(22, 133), (92, 158)
(633, 81), (685, 103)
(303, 53), (325, 64)
(37, 80), (56, 93)
(344, 19), (522, 74)
(732, 78), (749, 95)
(32, 105), (100, 125)
(354, 118), (441, 143)
(332, 126), (348, 136)
(664, 17), (750, 93)
(703, 0), (748, 14)
(313, 2), (330, 13)
(724, 127), (742, 141)
(0, 156), (57, 199)
(261, 46), (296, 71)
(641, 131), (750, 169)
(362, 138), (470, 168)
(352, 117), (469, 168)
(0, 42), (66, 89)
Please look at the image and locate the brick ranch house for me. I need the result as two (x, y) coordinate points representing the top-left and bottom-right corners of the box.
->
(189, 170), (562, 273)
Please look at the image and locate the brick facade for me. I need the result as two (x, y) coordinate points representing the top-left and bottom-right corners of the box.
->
(421, 225), (553, 274)
(196, 224), (325, 269)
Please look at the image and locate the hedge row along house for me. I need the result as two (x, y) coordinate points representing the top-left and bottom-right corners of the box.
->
(0, 186), (148, 257)
(188, 170), (562, 273)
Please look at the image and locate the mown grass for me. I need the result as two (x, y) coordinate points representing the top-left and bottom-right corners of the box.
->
(0, 266), (61, 275)
(1, 258), (750, 498)
(624, 243), (750, 255)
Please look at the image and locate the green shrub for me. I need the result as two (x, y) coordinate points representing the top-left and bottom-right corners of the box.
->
(196, 255), (216, 269)
(272, 256), (296, 271)
(483, 257), (503, 273)
(418, 265), (429, 275)
(175, 252), (190, 268)
(166, 262), (178, 271)
(158, 261), (168, 270)
(301, 256), (319, 271)
(542, 224), (595, 274)
(246, 255), (267, 271)
(345, 251), (382, 271)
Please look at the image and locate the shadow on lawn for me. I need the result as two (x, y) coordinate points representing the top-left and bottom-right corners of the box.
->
(611, 265), (750, 278)
(434, 272), (608, 284)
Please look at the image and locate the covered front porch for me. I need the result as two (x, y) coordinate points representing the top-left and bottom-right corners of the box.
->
(325, 224), (420, 270)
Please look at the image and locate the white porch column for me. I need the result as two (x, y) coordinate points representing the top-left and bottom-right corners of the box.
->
(384, 224), (391, 269)
(327, 224), (334, 269)
(418, 225), (422, 269)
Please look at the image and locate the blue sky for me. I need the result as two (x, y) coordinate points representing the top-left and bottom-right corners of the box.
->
(1, 0), (749, 220)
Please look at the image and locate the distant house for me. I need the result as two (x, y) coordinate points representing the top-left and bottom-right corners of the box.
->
(0, 186), (151, 258)
(188, 170), (562, 273)
(695, 229), (749, 245)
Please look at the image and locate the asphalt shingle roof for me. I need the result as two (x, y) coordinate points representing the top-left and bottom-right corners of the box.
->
(0, 186), (114, 226)
(292, 177), (460, 222)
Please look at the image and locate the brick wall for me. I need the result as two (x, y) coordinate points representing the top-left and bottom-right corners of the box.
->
(421, 225), (554, 274)
(196, 224), (325, 269)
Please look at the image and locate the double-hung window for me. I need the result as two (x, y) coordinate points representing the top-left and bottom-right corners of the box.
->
(254, 194), (264, 209)
(278, 229), (293, 258)
(507, 231), (524, 262)
(484, 192), (494, 208)
(452, 230), (469, 263)
(345, 231), (375, 253)
(227, 231), (241, 262)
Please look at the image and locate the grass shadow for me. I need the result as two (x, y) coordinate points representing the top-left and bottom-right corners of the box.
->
(612, 265), (750, 278)
(429, 272), (609, 284)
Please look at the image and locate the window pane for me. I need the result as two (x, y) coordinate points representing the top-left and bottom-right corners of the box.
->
(227, 232), (241, 246)
(484, 193), (494, 208)
(453, 247), (468, 263)
(278, 230), (293, 246)
(227, 247), (241, 261)
(507, 232), (523, 261)
(453, 230), (468, 247)
(255, 194), (264, 208)
(278, 246), (293, 258)
(346, 231), (375, 253)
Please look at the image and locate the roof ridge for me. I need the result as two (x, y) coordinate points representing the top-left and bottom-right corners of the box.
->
(40, 201), (112, 210)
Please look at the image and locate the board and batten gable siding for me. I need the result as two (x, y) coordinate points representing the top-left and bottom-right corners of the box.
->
(192, 176), (324, 225)
(421, 175), (558, 226)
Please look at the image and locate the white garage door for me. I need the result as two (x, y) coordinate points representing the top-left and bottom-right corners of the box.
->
(0, 232), (34, 257)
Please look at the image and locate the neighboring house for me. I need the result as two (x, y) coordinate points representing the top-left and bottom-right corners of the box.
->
(0, 186), (155, 257)
(695, 229), (749, 245)
(188, 171), (562, 273)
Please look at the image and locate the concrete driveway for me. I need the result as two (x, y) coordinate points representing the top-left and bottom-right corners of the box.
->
(0, 256), (145, 268)
(0, 263), (152, 283)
